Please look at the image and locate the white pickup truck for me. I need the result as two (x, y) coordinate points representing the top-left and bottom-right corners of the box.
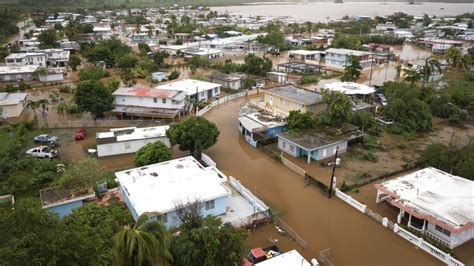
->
(26, 146), (59, 158)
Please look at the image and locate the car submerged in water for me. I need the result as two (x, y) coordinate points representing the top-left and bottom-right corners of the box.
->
(26, 146), (59, 158)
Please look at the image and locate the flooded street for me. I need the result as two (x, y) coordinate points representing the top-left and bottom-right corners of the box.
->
(212, 2), (473, 22)
(203, 96), (440, 265)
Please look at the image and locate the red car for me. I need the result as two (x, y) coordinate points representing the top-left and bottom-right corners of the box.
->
(74, 129), (86, 140)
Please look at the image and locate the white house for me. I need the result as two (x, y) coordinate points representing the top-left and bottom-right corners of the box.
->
(115, 156), (269, 228)
(156, 78), (221, 102)
(0, 65), (39, 82)
(4, 53), (47, 67)
(321, 82), (375, 111)
(375, 167), (474, 249)
(289, 50), (322, 62)
(256, 250), (313, 266)
(112, 84), (186, 119)
(324, 48), (375, 69)
(39, 68), (64, 82)
(0, 93), (27, 118)
(96, 126), (170, 157)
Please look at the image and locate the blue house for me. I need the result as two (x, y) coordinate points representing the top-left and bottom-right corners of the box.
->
(238, 106), (287, 148)
(40, 187), (96, 217)
(277, 128), (363, 163)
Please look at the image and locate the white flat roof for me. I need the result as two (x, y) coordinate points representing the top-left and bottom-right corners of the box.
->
(378, 167), (474, 230)
(325, 48), (374, 57)
(256, 250), (310, 266)
(0, 65), (39, 74)
(322, 82), (375, 95)
(289, 50), (322, 56)
(0, 93), (27, 106)
(156, 79), (221, 96)
(115, 156), (229, 215)
(5, 52), (45, 59)
(97, 126), (169, 142)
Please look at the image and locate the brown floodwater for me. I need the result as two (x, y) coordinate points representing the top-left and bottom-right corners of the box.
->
(203, 96), (441, 265)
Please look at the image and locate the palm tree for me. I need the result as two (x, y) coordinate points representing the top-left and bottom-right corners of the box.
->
(445, 47), (471, 70)
(113, 212), (172, 266)
(403, 67), (422, 85)
(38, 99), (49, 117)
(26, 100), (40, 118)
(65, 20), (79, 40)
(420, 55), (442, 87)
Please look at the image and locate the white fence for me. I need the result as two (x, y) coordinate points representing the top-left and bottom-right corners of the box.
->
(281, 156), (306, 177)
(334, 188), (367, 213)
(196, 91), (249, 116)
(228, 176), (269, 214)
(393, 224), (464, 266)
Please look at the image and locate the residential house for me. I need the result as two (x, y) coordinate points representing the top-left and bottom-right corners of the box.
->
(4, 52), (46, 67)
(157, 78), (221, 102)
(266, 72), (302, 84)
(238, 105), (287, 147)
(375, 167), (474, 249)
(112, 84), (186, 120)
(321, 82), (375, 112)
(256, 250), (312, 266)
(288, 50), (322, 63)
(116, 156), (269, 228)
(182, 47), (223, 60)
(0, 65), (39, 82)
(208, 73), (247, 90)
(151, 72), (167, 82)
(40, 186), (96, 217)
(96, 126), (170, 157)
(0, 93), (27, 118)
(324, 48), (375, 69)
(262, 85), (325, 116)
(39, 68), (65, 82)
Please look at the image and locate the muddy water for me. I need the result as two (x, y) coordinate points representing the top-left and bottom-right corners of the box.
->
(204, 96), (440, 265)
(212, 2), (472, 22)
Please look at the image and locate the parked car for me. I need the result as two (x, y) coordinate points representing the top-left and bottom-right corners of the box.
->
(33, 134), (58, 144)
(375, 92), (388, 106)
(74, 129), (86, 140)
(26, 146), (59, 158)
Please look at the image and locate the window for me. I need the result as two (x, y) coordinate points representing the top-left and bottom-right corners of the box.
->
(124, 142), (131, 149)
(282, 141), (286, 149)
(161, 213), (167, 223)
(205, 199), (215, 210)
(435, 225), (451, 237)
(214, 87), (219, 93)
(153, 97), (157, 103)
(289, 145), (295, 152)
(162, 98), (167, 104)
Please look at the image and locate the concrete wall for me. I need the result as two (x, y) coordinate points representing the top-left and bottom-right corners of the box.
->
(426, 222), (474, 249)
(195, 87), (220, 101)
(209, 78), (241, 90)
(97, 137), (170, 157)
(0, 103), (25, 118)
(278, 137), (299, 157)
(164, 196), (227, 228)
(278, 138), (347, 161)
(314, 141), (347, 160)
(5, 54), (46, 66)
(114, 95), (185, 110)
(0, 72), (34, 82)
(120, 184), (139, 220)
(46, 200), (83, 217)
(39, 73), (64, 82)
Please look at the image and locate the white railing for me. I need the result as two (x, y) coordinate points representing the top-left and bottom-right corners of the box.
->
(281, 156), (306, 177)
(197, 91), (248, 116)
(334, 188), (367, 213)
(228, 176), (269, 214)
(393, 224), (464, 266)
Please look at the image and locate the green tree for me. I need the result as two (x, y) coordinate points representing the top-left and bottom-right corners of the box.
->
(153, 51), (170, 67)
(242, 76), (255, 90)
(341, 55), (362, 82)
(287, 110), (315, 132)
(114, 212), (172, 266)
(402, 67), (422, 85)
(134, 141), (172, 167)
(138, 42), (151, 55)
(241, 54), (272, 76)
(450, 81), (474, 112)
(420, 55), (442, 87)
(321, 91), (353, 127)
(38, 29), (58, 49)
(78, 65), (106, 81)
(351, 110), (377, 133)
(220, 59), (237, 74)
(117, 54), (139, 71)
(54, 158), (110, 189)
(332, 35), (362, 50)
(445, 47), (471, 70)
(68, 54), (82, 71)
(170, 216), (247, 266)
(166, 116), (220, 160)
(167, 70), (180, 80)
(74, 80), (114, 118)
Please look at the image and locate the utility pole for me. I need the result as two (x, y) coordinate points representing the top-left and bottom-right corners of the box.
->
(328, 145), (339, 199)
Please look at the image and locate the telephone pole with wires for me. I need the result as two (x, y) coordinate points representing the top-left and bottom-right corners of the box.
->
(328, 146), (339, 199)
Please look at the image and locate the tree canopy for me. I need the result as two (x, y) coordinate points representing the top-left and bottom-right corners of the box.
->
(74, 80), (114, 118)
(134, 141), (173, 167)
(241, 54), (272, 76)
(341, 55), (362, 82)
(287, 110), (315, 132)
(321, 91), (353, 127)
(166, 116), (220, 159)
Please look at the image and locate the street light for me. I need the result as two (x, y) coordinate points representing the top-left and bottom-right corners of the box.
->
(328, 145), (339, 199)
